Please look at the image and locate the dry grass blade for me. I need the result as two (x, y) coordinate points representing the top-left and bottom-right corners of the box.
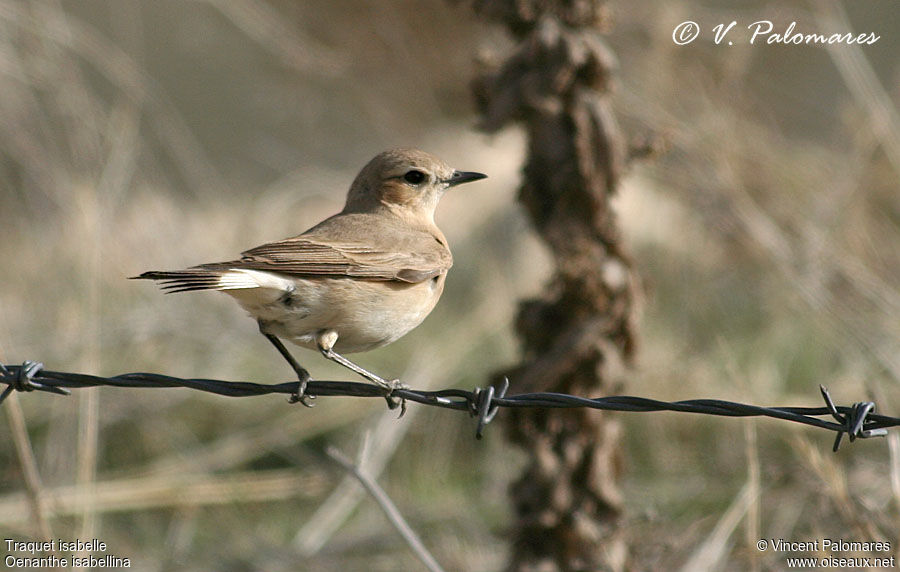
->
(294, 385), (422, 555)
(679, 482), (757, 572)
(3, 392), (54, 540)
(76, 388), (99, 558)
(890, 433), (900, 512)
(325, 446), (445, 572)
(141, 401), (370, 477)
(745, 420), (761, 572)
(0, 0), (224, 195)
(0, 468), (329, 525)
(813, 0), (900, 178)
(792, 435), (887, 542)
(195, 0), (347, 76)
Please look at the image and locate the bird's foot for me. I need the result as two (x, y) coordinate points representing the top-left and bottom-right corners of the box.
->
(375, 378), (408, 416)
(288, 374), (316, 407)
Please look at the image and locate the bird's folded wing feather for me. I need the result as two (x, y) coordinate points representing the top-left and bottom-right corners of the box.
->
(133, 213), (453, 292)
(201, 236), (451, 283)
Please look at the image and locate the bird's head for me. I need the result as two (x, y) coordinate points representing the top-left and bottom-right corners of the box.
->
(344, 148), (486, 224)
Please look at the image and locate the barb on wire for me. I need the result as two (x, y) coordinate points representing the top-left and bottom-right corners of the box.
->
(1, 361), (896, 450)
(0, 360), (70, 403)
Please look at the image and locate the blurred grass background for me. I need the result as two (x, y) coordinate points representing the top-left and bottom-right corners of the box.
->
(1, 0), (898, 570)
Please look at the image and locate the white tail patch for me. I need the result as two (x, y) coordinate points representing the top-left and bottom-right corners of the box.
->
(217, 269), (296, 308)
(217, 269), (294, 292)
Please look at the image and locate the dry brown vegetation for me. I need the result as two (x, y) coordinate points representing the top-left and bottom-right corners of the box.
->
(1, 1), (898, 570)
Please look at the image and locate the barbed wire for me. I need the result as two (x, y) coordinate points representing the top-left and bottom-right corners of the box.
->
(1, 360), (896, 451)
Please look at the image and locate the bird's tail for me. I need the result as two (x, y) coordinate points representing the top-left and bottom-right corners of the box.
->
(130, 269), (226, 293)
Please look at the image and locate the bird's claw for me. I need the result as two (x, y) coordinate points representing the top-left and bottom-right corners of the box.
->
(380, 378), (407, 417)
(288, 377), (316, 407)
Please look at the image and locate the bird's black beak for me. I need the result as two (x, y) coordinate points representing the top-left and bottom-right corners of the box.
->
(446, 170), (487, 187)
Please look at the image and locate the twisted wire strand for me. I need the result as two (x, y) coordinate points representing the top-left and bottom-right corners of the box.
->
(1, 361), (895, 450)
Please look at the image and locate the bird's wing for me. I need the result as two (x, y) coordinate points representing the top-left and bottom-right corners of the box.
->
(132, 214), (452, 292)
(228, 236), (451, 283)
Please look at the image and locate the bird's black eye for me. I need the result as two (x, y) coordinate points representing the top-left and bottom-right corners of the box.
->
(403, 170), (426, 185)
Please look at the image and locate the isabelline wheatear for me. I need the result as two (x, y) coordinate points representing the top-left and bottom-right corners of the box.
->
(134, 148), (486, 406)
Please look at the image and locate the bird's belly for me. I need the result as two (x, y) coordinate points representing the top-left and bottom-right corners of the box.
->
(226, 275), (444, 353)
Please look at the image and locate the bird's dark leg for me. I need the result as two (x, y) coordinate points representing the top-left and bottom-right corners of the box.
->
(262, 332), (314, 406)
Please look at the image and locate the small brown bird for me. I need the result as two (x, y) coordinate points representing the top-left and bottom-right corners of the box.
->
(133, 148), (486, 405)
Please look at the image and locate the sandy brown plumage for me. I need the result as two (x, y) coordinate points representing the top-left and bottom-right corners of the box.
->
(133, 148), (486, 403)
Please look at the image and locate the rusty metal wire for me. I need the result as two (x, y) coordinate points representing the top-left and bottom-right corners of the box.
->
(1, 360), (895, 450)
